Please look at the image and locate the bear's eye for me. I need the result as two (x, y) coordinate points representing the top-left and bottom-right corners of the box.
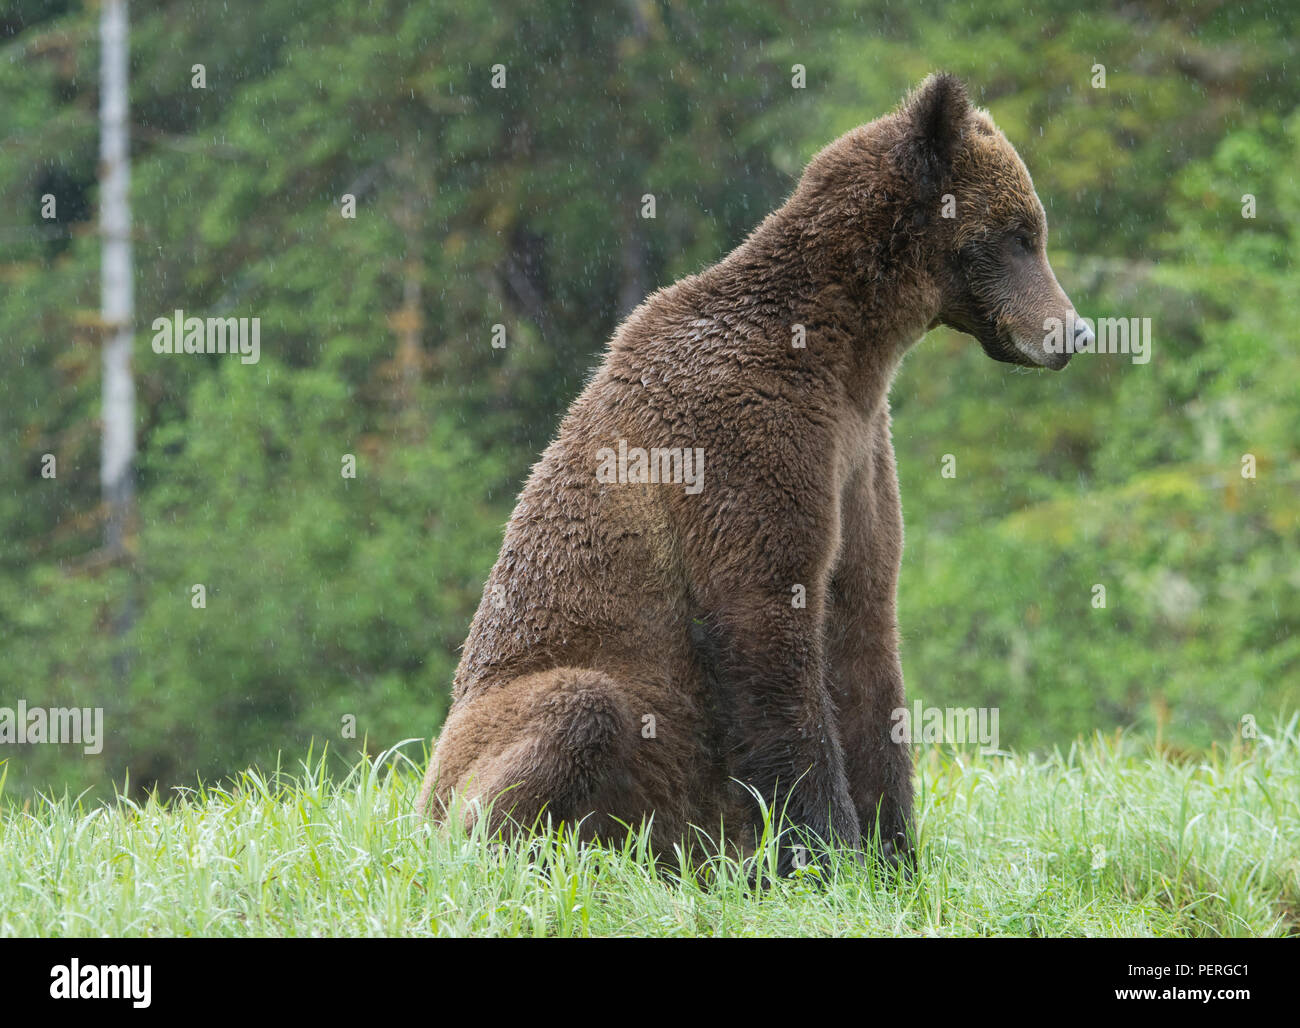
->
(1012, 232), (1034, 254)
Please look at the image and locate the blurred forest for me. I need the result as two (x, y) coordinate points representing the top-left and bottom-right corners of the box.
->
(1, 0), (1297, 798)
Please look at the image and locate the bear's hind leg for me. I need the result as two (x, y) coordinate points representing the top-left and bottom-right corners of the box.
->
(423, 667), (645, 843)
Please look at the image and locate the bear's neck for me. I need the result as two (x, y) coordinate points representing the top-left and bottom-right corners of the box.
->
(705, 190), (937, 415)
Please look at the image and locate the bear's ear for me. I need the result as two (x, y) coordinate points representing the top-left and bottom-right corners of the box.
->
(898, 72), (971, 192)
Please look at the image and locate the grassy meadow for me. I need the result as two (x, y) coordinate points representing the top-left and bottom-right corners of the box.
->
(2, 723), (1296, 938)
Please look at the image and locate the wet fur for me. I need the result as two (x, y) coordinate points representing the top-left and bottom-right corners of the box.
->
(419, 74), (1078, 872)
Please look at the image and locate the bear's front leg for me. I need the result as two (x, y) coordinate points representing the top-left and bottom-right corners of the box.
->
(690, 527), (861, 874)
(710, 594), (862, 874)
(826, 420), (915, 870)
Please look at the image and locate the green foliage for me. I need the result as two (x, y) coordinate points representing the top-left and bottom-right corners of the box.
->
(0, 1), (1296, 796)
(891, 110), (1300, 748)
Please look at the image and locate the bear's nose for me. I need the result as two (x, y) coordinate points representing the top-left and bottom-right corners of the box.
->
(1069, 316), (1094, 354)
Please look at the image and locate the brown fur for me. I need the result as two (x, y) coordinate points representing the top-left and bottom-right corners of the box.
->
(419, 74), (1084, 872)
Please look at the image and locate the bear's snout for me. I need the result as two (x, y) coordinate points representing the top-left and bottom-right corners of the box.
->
(1067, 314), (1095, 355)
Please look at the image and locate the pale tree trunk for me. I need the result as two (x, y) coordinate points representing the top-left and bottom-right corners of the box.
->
(100, 0), (135, 691)
(617, 228), (648, 319)
(617, 2), (651, 318)
(100, 0), (135, 560)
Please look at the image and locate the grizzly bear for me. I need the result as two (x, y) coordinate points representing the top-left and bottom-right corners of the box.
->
(419, 73), (1091, 874)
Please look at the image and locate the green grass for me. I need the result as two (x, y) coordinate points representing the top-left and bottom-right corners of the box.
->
(1, 722), (1297, 938)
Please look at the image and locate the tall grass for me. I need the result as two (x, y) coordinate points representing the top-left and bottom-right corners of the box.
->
(1, 721), (1296, 937)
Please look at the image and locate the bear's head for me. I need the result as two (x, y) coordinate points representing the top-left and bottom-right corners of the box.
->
(895, 73), (1091, 370)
